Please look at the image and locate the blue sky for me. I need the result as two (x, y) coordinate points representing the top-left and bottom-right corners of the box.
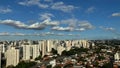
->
(0, 0), (120, 40)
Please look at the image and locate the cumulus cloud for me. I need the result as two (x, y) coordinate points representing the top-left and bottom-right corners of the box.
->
(0, 15), (94, 32)
(0, 32), (81, 37)
(18, 0), (48, 8)
(51, 2), (76, 12)
(0, 7), (12, 14)
(11, 32), (25, 36)
(39, 13), (54, 20)
(99, 26), (115, 31)
(112, 12), (120, 17)
(43, 19), (59, 26)
(61, 19), (94, 31)
(61, 18), (77, 27)
(78, 21), (94, 30)
(52, 19), (94, 32)
(18, 0), (77, 12)
(75, 28), (85, 31)
(52, 26), (74, 31)
(67, 34), (73, 36)
(0, 19), (59, 30)
(28, 22), (46, 30)
(0, 19), (27, 28)
(99, 26), (120, 36)
(56, 33), (64, 36)
(45, 32), (54, 35)
(0, 32), (9, 36)
(44, 0), (53, 2)
(85, 6), (95, 13)
(39, 13), (59, 26)
(0, 19), (46, 30)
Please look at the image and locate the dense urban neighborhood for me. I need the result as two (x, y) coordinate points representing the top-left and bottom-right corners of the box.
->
(0, 39), (120, 68)
(0, 0), (120, 68)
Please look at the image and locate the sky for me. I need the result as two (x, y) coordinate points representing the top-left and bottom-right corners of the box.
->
(0, 0), (120, 40)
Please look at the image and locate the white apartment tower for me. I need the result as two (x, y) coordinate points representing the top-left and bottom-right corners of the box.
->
(6, 47), (19, 67)
(79, 40), (90, 48)
(46, 40), (53, 53)
(65, 40), (72, 51)
(32, 45), (40, 59)
(22, 45), (31, 60)
(0, 44), (5, 53)
(0, 50), (1, 68)
(39, 41), (47, 57)
(114, 52), (120, 62)
(57, 45), (65, 55)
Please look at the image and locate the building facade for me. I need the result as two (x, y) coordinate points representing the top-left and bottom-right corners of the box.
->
(6, 47), (19, 67)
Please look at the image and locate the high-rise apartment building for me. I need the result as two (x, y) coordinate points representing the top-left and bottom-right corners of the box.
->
(32, 44), (40, 59)
(79, 40), (90, 48)
(6, 47), (19, 67)
(22, 45), (31, 60)
(114, 52), (120, 62)
(0, 50), (1, 68)
(0, 44), (5, 53)
(46, 40), (54, 53)
(57, 45), (65, 55)
(39, 41), (47, 57)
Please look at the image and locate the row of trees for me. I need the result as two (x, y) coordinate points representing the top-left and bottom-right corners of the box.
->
(7, 61), (37, 68)
(93, 40), (120, 46)
(61, 47), (89, 56)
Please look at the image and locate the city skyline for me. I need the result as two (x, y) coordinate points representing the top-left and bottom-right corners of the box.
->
(0, 0), (120, 40)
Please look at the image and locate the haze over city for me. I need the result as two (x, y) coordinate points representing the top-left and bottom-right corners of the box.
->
(0, 0), (120, 40)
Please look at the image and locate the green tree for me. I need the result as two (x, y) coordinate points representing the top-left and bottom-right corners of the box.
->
(7, 65), (15, 68)
(63, 63), (73, 68)
(102, 62), (112, 68)
(15, 61), (37, 68)
(53, 65), (61, 68)
(98, 56), (105, 60)
(47, 65), (52, 68)
(51, 48), (58, 55)
(35, 55), (42, 60)
(61, 50), (68, 56)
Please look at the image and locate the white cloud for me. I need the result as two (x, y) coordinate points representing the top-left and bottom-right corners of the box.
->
(45, 32), (54, 35)
(75, 28), (85, 31)
(11, 32), (25, 36)
(43, 19), (59, 26)
(67, 34), (73, 36)
(112, 12), (120, 17)
(28, 22), (46, 30)
(56, 33), (64, 36)
(61, 19), (94, 31)
(39, 13), (54, 20)
(51, 2), (76, 12)
(52, 26), (74, 31)
(0, 32), (9, 36)
(18, 0), (77, 12)
(18, 0), (48, 8)
(99, 26), (120, 36)
(0, 7), (12, 14)
(100, 26), (115, 31)
(44, 0), (53, 2)
(78, 21), (94, 29)
(39, 13), (59, 26)
(0, 19), (59, 30)
(0, 32), (80, 37)
(61, 18), (77, 27)
(0, 19), (46, 30)
(52, 19), (94, 32)
(85, 6), (95, 13)
(0, 19), (27, 28)
(0, 18), (94, 32)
